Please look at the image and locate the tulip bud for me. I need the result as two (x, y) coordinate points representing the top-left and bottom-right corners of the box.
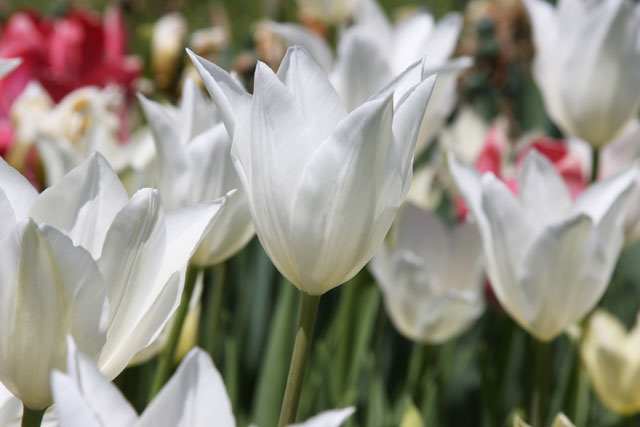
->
(152, 12), (188, 90)
(581, 310), (640, 416)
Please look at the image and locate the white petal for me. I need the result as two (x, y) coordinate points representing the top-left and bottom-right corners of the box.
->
(138, 348), (235, 427)
(36, 136), (84, 187)
(0, 220), (106, 410)
(186, 49), (251, 140)
(97, 189), (167, 377)
(29, 153), (129, 258)
(480, 175), (535, 328)
(288, 94), (396, 294)
(0, 156), (37, 221)
(53, 338), (137, 427)
(391, 73), (436, 192)
(331, 27), (394, 111)
(265, 22), (334, 72)
(289, 407), (355, 427)
(138, 94), (191, 210)
(518, 214), (594, 340)
(390, 11), (435, 71)
(186, 127), (254, 266)
(518, 149), (572, 226)
(277, 46), (347, 143)
(0, 382), (22, 426)
(574, 163), (638, 223)
(420, 12), (463, 69)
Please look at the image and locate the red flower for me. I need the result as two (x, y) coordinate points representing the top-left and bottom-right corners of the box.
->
(455, 126), (589, 220)
(0, 7), (141, 115)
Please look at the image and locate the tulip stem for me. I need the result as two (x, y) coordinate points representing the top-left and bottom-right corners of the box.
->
(278, 291), (321, 427)
(203, 263), (226, 356)
(591, 146), (600, 182)
(531, 339), (551, 427)
(149, 264), (200, 399)
(21, 407), (45, 427)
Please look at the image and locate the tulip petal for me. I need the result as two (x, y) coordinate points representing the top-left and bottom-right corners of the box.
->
(52, 338), (137, 427)
(138, 94), (191, 210)
(573, 163), (637, 223)
(277, 46), (347, 143)
(97, 189), (167, 377)
(518, 149), (572, 226)
(391, 73), (436, 193)
(0, 58), (20, 79)
(266, 22), (334, 72)
(0, 220), (106, 409)
(289, 94), (395, 293)
(518, 214), (593, 340)
(0, 156), (37, 220)
(29, 153), (129, 258)
(418, 12), (463, 69)
(331, 28), (394, 111)
(138, 348), (235, 427)
(391, 12), (435, 71)
(186, 49), (251, 140)
(186, 127), (254, 266)
(480, 174), (535, 326)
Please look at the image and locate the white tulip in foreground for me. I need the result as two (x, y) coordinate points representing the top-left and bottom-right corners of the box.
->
(268, 0), (468, 153)
(370, 202), (485, 344)
(52, 340), (355, 427)
(581, 310), (640, 415)
(189, 46), (434, 295)
(524, 0), (640, 147)
(139, 78), (254, 266)
(449, 150), (637, 341)
(0, 153), (227, 410)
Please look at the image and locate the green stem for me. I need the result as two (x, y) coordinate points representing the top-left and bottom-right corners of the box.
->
(277, 292), (321, 427)
(413, 343), (430, 406)
(591, 146), (600, 182)
(21, 407), (45, 427)
(572, 363), (590, 426)
(531, 340), (551, 427)
(202, 263), (226, 356)
(149, 264), (200, 399)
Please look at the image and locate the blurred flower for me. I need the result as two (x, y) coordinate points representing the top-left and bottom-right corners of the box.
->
(581, 309), (640, 415)
(0, 7), (141, 111)
(190, 46), (434, 295)
(449, 150), (636, 341)
(52, 340), (355, 427)
(152, 12), (188, 90)
(524, 0), (640, 147)
(370, 202), (485, 344)
(439, 106), (490, 165)
(138, 78), (254, 266)
(296, 0), (360, 25)
(269, 0), (468, 153)
(513, 413), (575, 427)
(0, 153), (227, 409)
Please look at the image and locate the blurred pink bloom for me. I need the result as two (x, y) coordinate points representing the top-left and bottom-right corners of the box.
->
(456, 126), (589, 220)
(0, 7), (140, 116)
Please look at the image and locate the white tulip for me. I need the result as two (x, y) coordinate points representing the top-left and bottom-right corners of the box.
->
(370, 203), (485, 344)
(151, 12), (188, 89)
(449, 150), (636, 341)
(524, 0), (640, 147)
(0, 153), (227, 409)
(581, 310), (640, 415)
(189, 46), (434, 295)
(52, 340), (355, 427)
(268, 3), (467, 154)
(138, 78), (254, 266)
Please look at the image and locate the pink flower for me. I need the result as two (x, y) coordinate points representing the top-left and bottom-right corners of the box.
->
(455, 126), (589, 220)
(0, 7), (140, 113)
